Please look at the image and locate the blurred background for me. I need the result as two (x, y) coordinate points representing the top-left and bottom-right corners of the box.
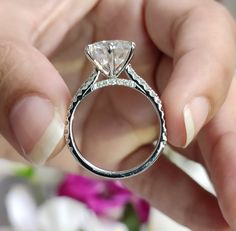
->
(0, 1), (235, 231)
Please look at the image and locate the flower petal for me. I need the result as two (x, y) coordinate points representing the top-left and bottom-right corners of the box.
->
(37, 197), (96, 231)
(6, 184), (37, 231)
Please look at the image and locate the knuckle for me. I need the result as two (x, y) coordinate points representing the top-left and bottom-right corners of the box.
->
(0, 41), (14, 78)
(174, 1), (233, 33)
(0, 41), (17, 102)
(0, 40), (27, 112)
(0, 40), (26, 87)
(0, 40), (23, 77)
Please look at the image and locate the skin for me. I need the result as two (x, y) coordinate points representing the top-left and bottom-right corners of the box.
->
(0, 0), (236, 230)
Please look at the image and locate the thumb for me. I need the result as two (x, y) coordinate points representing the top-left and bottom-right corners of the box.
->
(0, 40), (70, 164)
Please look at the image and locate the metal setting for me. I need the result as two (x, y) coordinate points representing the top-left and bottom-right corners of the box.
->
(65, 40), (167, 179)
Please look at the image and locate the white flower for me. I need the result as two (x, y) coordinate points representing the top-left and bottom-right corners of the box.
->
(37, 197), (128, 231)
(37, 197), (93, 231)
(5, 184), (37, 231)
(4, 185), (128, 231)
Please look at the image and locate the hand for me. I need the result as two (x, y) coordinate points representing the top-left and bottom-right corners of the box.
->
(0, 0), (236, 230)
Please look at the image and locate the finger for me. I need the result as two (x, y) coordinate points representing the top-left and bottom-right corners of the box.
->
(122, 146), (229, 230)
(198, 77), (236, 229)
(0, 40), (70, 165)
(145, 0), (236, 147)
(155, 55), (173, 94)
(154, 56), (207, 164)
(32, 0), (98, 55)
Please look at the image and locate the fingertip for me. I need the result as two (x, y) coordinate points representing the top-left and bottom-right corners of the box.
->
(183, 96), (210, 147)
(163, 93), (210, 148)
(9, 95), (65, 165)
(0, 41), (69, 164)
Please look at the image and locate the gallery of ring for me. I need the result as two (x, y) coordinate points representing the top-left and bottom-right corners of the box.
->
(65, 40), (167, 179)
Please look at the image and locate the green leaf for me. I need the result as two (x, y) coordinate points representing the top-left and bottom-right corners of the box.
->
(121, 203), (140, 231)
(15, 166), (35, 179)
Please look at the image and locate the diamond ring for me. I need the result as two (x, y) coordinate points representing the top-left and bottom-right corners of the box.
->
(65, 40), (167, 179)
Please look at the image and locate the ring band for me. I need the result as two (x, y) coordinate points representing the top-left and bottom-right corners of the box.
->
(65, 40), (167, 179)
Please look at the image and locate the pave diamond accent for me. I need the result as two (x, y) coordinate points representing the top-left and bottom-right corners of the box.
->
(92, 79), (136, 90)
(85, 40), (134, 78)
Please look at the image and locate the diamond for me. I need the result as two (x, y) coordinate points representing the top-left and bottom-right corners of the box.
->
(85, 40), (135, 78)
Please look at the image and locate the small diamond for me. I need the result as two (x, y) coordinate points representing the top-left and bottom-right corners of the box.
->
(110, 79), (116, 85)
(85, 40), (135, 78)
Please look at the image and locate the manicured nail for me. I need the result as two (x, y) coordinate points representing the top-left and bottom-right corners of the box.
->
(9, 96), (64, 165)
(183, 97), (210, 147)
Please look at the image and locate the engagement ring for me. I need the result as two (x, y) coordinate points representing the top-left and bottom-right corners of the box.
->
(65, 40), (167, 179)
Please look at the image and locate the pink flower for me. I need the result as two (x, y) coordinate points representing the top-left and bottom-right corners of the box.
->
(133, 198), (150, 223)
(58, 175), (131, 215)
(57, 174), (150, 223)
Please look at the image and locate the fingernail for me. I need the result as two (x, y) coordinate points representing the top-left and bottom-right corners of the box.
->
(183, 96), (210, 147)
(9, 95), (64, 165)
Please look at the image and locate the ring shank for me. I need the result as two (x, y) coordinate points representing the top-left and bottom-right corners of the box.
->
(66, 65), (167, 179)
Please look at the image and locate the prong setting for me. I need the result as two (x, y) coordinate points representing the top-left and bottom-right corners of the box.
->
(85, 40), (134, 78)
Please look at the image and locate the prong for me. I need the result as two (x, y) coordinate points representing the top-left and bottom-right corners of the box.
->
(115, 41), (135, 77)
(131, 41), (136, 50)
(107, 42), (113, 54)
(85, 40), (135, 79)
(84, 44), (110, 77)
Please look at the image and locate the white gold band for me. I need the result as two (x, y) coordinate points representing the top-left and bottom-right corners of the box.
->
(65, 40), (167, 179)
